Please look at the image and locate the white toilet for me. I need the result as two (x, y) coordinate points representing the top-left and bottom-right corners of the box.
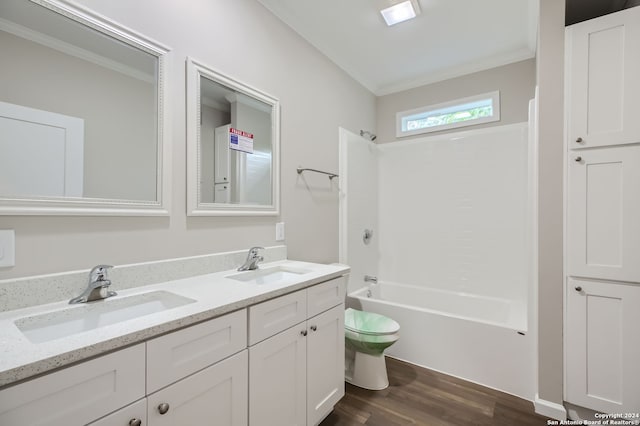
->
(344, 308), (400, 390)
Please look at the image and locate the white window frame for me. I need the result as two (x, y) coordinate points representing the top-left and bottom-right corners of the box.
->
(396, 91), (501, 138)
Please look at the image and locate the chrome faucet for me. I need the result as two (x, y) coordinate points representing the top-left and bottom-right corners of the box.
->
(237, 247), (264, 271)
(69, 265), (116, 304)
(364, 275), (378, 284)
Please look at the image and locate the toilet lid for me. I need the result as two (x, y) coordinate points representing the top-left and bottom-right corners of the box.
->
(344, 308), (400, 335)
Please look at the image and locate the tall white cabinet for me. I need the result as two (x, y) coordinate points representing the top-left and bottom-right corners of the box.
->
(564, 6), (640, 414)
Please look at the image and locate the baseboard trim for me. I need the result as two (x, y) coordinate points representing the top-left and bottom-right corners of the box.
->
(534, 394), (567, 420)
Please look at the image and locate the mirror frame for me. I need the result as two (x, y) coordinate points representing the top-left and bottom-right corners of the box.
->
(186, 57), (280, 216)
(0, 0), (171, 216)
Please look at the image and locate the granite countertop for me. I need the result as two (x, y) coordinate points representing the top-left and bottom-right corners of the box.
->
(0, 260), (349, 388)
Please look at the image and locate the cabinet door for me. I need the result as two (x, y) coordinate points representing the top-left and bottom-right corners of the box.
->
(249, 324), (307, 426)
(147, 350), (248, 426)
(307, 305), (345, 426)
(567, 146), (640, 282)
(566, 6), (640, 149)
(565, 278), (640, 413)
(0, 343), (145, 426)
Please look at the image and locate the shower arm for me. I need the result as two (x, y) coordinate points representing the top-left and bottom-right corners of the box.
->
(296, 167), (339, 180)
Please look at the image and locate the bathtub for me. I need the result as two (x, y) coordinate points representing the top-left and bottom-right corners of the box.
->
(347, 281), (535, 399)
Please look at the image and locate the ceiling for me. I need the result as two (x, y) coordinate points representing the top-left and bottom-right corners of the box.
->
(256, 0), (538, 96)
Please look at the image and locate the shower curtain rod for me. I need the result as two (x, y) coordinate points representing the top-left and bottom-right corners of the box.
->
(296, 167), (339, 180)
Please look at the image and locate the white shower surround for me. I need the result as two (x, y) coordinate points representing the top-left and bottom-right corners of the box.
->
(339, 121), (536, 399)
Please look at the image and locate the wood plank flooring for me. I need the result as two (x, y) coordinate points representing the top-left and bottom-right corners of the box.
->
(320, 357), (549, 426)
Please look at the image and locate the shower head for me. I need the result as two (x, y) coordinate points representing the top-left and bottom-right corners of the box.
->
(360, 130), (377, 141)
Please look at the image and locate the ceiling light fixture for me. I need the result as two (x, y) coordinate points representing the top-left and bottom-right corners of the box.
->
(380, 0), (421, 26)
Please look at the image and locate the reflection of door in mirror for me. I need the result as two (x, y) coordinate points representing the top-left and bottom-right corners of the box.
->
(214, 125), (231, 203)
(0, 101), (84, 198)
(0, 0), (160, 203)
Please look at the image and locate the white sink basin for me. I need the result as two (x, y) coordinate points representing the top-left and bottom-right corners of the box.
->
(15, 291), (196, 344)
(227, 265), (312, 285)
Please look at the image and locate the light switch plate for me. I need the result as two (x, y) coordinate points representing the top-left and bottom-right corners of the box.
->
(0, 230), (15, 267)
(275, 222), (285, 241)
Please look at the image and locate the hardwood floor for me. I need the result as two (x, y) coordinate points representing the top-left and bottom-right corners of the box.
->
(320, 357), (549, 426)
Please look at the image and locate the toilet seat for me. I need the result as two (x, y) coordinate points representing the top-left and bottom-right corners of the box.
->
(345, 308), (400, 336)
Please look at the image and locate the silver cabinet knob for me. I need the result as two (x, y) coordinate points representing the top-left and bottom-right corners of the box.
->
(310, 325), (317, 331)
(158, 403), (170, 415)
(575, 156), (582, 162)
(300, 330), (308, 336)
(575, 286), (582, 292)
(129, 419), (142, 426)
(576, 137), (583, 143)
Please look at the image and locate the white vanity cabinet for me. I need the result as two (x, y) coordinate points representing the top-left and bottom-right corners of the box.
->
(248, 277), (346, 426)
(0, 344), (146, 426)
(0, 272), (349, 426)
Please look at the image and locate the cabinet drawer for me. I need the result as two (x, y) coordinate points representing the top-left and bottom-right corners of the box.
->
(0, 343), (145, 426)
(307, 276), (346, 318)
(249, 289), (306, 345)
(89, 398), (147, 426)
(147, 309), (247, 393)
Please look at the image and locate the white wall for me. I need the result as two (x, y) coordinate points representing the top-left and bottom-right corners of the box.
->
(536, 0), (565, 408)
(377, 124), (529, 305)
(0, 0), (375, 280)
(376, 59), (536, 143)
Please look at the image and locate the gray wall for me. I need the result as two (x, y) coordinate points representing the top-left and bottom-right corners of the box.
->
(537, 0), (565, 406)
(0, 30), (157, 201)
(0, 0), (375, 279)
(376, 59), (536, 143)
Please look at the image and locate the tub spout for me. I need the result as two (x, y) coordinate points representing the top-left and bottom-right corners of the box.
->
(364, 275), (378, 284)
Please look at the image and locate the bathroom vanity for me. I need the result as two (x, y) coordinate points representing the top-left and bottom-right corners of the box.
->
(0, 250), (348, 426)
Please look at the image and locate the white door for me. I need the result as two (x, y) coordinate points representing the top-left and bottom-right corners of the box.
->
(215, 125), (230, 184)
(147, 350), (248, 426)
(565, 278), (640, 413)
(0, 101), (84, 197)
(307, 305), (345, 426)
(249, 324), (307, 426)
(567, 145), (640, 282)
(566, 6), (640, 149)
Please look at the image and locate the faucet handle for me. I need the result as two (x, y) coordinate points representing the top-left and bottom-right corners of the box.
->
(89, 264), (113, 282)
(248, 247), (264, 255)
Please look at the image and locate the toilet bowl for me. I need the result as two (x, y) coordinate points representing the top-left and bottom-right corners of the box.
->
(344, 308), (400, 390)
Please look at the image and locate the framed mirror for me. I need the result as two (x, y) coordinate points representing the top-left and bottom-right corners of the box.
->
(0, 0), (170, 215)
(186, 57), (280, 216)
